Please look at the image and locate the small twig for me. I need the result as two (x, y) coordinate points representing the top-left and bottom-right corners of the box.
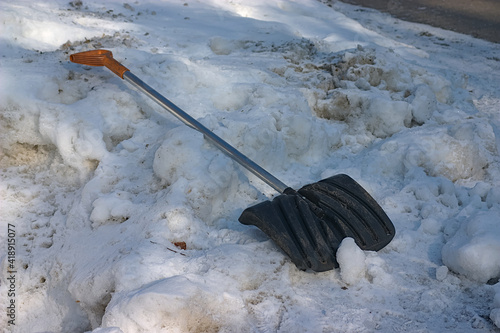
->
(166, 247), (186, 256)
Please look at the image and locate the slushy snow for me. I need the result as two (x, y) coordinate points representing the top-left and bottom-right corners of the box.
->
(1, 0), (500, 332)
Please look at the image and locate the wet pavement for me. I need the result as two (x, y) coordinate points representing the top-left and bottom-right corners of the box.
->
(337, 0), (500, 43)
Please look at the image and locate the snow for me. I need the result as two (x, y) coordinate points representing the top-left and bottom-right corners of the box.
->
(337, 238), (366, 285)
(442, 209), (500, 283)
(1, 0), (500, 332)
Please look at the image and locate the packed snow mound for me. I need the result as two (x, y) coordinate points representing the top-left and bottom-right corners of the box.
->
(280, 46), (456, 139)
(442, 208), (500, 283)
(90, 191), (137, 228)
(101, 275), (248, 332)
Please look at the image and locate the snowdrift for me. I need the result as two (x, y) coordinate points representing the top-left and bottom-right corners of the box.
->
(1, 0), (499, 332)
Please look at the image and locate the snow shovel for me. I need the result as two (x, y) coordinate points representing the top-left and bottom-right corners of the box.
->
(69, 50), (395, 272)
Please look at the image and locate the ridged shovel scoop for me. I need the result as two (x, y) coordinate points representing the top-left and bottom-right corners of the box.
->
(239, 174), (394, 271)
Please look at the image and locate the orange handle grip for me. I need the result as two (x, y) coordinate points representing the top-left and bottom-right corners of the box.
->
(69, 50), (129, 79)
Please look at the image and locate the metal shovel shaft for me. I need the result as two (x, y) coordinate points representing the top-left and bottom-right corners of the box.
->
(69, 50), (288, 192)
(123, 71), (289, 194)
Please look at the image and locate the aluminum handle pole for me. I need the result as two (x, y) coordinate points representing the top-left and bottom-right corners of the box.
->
(123, 71), (289, 194)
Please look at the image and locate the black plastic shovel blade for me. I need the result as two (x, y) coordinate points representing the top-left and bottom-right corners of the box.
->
(239, 174), (395, 272)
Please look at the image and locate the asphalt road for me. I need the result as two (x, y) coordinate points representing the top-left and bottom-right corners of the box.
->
(337, 0), (500, 43)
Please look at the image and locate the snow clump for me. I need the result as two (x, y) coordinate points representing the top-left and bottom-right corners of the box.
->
(442, 208), (500, 283)
(337, 237), (366, 285)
